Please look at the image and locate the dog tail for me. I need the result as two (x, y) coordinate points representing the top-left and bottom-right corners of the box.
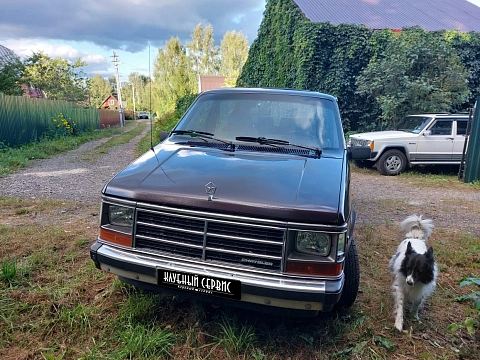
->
(400, 214), (434, 242)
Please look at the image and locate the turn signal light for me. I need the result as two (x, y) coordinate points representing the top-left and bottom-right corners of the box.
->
(100, 228), (132, 247)
(286, 261), (343, 276)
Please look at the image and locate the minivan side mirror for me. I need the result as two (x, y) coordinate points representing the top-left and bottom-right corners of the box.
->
(160, 131), (170, 142)
(347, 146), (371, 160)
(423, 130), (431, 136)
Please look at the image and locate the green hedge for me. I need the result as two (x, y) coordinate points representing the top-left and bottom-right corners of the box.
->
(154, 93), (199, 134)
(238, 0), (480, 132)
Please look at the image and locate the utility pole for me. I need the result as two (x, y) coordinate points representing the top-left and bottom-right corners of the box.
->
(112, 51), (124, 126)
(132, 83), (136, 119)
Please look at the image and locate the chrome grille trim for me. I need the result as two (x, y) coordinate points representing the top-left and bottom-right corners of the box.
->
(136, 202), (289, 227)
(135, 234), (204, 250)
(134, 207), (286, 271)
(203, 246), (282, 260)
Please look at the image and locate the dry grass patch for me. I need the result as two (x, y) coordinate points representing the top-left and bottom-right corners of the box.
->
(0, 197), (479, 359)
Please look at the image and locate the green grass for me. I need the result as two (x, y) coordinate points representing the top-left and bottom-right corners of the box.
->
(0, 198), (479, 359)
(0, 122), (138, 177)
(80, 120), (148, 162)
(0, 259), (17, 285)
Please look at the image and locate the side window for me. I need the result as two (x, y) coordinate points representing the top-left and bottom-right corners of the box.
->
(428, 119), (453, 136)
(456, 120), (468, 136)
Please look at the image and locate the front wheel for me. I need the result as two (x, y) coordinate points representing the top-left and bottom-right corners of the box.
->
(335, 239), (360, 310)
(377, 149), (407, 176)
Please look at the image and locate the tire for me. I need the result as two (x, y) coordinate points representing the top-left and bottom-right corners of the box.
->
(377, 149), (407, 176)
(354, 160), (374, 169)
(335, 239), (360, 310)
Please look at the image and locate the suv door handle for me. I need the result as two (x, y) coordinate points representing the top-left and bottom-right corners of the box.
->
(446, 137), (454, 140)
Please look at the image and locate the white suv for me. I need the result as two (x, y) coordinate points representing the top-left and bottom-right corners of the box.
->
(348, 113), (470, 175)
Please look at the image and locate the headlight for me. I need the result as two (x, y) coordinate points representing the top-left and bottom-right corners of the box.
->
(108, 205), (134, 227)
(296, 232), (331, 256)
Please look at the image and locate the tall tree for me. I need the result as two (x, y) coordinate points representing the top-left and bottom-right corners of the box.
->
(22, 52), (89, 102)
(186, 23), (220, 76)
(123, 72), (151, 111)
(0, 58), (24, 96)
(220, 31), (249, 87)
(108, 77), (118, 96)
(356, 27), (469, 129)
(88, 74), (112, 107)
(153, 37), (197, 114)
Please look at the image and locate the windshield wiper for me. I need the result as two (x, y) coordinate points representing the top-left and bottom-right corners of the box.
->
(171, 130), (235, 151)
(235, 136), (322, 158)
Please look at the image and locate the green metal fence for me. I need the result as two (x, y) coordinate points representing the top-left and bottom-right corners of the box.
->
(0, 92), (99, 147)
(464, 96), (480, 183)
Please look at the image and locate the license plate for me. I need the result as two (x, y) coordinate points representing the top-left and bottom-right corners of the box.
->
(158, 269), (241, 300)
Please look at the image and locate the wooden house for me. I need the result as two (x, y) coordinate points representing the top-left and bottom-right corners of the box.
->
(98, 95), (119, 109)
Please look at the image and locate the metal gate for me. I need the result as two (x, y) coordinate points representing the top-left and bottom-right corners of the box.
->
(463, 97), (480, 183)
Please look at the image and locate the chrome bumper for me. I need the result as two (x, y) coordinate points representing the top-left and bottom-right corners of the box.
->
(90, 241), (344, 313)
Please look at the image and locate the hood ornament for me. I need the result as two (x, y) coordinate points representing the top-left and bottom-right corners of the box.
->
(205, 182), (217, 201)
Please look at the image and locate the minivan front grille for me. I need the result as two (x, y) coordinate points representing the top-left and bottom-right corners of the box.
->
(134, 208), (285, 271)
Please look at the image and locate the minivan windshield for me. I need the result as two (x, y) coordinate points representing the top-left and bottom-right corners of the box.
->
(174, 91), (344, 149)
(394, 116), (433, 134)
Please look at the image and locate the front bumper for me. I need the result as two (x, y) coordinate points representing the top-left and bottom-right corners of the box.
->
(90, 241), (344, 314)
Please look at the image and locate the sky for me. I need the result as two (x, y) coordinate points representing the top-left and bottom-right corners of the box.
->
(2, 0), (480, 82)
(0, 0), (266, 81)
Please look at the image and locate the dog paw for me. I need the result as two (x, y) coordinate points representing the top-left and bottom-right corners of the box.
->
(394, 321), (403, 332)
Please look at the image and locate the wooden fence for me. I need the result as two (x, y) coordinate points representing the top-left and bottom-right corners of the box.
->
(99, 109), (122, 128)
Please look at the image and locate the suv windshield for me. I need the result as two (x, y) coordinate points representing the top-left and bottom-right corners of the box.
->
(173, 92), (344, 149)
(394, 116), (433, 134)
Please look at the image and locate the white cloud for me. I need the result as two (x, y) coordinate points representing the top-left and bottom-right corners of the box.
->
(82, 54), (107, 64)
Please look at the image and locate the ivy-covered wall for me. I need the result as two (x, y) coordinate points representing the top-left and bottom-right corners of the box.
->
(238, 0), (480, 132)
(237, 0), (381, 131)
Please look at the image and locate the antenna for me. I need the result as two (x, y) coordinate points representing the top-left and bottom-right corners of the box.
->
(149, 45), (153, 149)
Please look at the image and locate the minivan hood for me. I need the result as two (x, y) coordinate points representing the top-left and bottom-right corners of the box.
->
(104, 145), (347, 224)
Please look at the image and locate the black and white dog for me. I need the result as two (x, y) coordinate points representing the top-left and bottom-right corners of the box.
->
(389, 215), (438, 332)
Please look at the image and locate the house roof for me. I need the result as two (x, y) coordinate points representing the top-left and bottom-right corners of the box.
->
(98, 94), (118, 108)
(293, 0), (480, 32)
(199, 75), (226, 92)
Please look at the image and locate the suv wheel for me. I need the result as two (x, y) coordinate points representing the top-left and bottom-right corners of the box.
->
(378, 149), (407, 176)
(335, 239), (360, 310)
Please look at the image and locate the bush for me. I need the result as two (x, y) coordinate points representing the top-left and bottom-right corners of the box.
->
(52, 113), (78, 137)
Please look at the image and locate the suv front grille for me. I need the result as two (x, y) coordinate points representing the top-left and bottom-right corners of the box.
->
(134, 208), (285, 271)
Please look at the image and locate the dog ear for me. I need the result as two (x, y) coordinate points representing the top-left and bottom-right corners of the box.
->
(426, 246), (434, 259)
(406, 241), (413, 255)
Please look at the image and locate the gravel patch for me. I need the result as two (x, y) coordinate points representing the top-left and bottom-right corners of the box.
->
(351, 171), (480, 237)
(0, 120), (150, 204)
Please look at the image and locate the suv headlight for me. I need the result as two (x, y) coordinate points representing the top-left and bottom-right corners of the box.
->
(295, 232), (331, 256)
(108, 205), (134, 227)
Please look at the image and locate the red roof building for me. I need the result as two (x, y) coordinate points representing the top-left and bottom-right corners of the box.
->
(98, 95), (120, 109)
(198, 75), (227, 93)
(293, 0), (480, 32)
(21, 84), (45, 99)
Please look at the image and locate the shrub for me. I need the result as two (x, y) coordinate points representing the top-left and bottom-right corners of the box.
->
(52, 113), (78, 137)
